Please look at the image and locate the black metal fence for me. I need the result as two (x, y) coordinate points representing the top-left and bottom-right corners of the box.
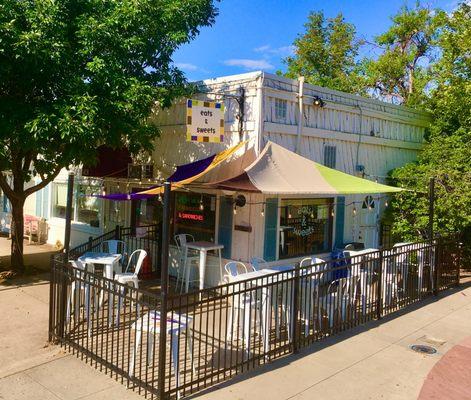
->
(49, 234), (462, 399)
(69, 224), (161, 276)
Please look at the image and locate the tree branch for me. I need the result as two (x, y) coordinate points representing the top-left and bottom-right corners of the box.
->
(0, 173), (20, 201)
(23, 166), (62, 197)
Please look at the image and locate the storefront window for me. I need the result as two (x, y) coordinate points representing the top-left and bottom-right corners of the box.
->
(173, 192), (216, 242)
(77, 185), (100, 227)
(135, 197), (162, 227)
(52, 183), (72, 219)
(279, 198), (333, 259)
(52, 182), (101, 228)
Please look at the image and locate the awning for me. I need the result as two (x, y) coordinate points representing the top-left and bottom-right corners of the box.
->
(137, 140), (253, 196)
(211, 141), (402, 195)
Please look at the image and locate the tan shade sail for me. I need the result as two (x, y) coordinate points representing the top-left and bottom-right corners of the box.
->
(211, 141), (403, 195)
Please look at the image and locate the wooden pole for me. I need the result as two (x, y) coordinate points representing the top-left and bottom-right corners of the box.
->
(158, 182), (171, 399)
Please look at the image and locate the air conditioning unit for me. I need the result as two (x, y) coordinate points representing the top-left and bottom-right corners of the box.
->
(127, 164), (154, 179)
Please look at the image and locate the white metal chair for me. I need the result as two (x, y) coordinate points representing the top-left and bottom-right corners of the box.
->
(129, 311), (195, 399)
(224, 261), (261, 342)
(66, 260), (95, 326)
(102, 240), (127, 273)
(174, 234), (200, 293)
(297, 257), (326, 336)
(114, 249), (147, 325)
(321, 274), (361, 329)
(393, 243), (414, 296)
(114, 249), (147, 289)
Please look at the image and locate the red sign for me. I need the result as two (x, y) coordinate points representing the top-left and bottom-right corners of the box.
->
(178, 212), (204, 222)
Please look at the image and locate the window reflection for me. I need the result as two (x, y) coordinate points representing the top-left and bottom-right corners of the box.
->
(279, 198), (333, 258)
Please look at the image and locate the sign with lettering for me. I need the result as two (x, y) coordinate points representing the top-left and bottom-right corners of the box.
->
(186, 99), (224, 143)
(178, 211), (204, 222)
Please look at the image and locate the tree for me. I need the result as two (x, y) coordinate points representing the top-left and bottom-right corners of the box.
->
(0, 0), (218, 273)
(362, 4), (446, 106)
(282, 11), (366, 94)
(388, 3), (471, 240)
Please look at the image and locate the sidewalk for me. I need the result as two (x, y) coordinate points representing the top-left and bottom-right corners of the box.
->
(0, 237), (57, 272)
(192, 284), (471, 400)
(0, 274), (142, 400)
(1, 275), (470, 400)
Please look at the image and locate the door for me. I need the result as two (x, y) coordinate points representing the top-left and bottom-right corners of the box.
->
(359, 195), (379, 248)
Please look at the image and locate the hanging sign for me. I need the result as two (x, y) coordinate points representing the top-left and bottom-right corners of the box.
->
(186, 99), (224, 143)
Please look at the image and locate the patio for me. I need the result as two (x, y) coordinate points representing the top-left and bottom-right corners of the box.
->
(48, 224), (462, 399)
(3, 272), (470, 400)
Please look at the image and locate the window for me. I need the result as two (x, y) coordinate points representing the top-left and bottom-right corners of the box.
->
(77, 185), (100, 227)
(0, 189), (9, 213)
(173, 192), (216, 242)
(279, 198), (333, 259)
(135, 196), (162, 227)
(324, 145), (337, 169)
(274, 98), (287, 122)
(52, 183), (71, 219)
(52, 182), (101, 228)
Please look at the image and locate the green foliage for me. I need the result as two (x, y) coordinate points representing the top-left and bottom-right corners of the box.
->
(282, 11), (366, 94)
(0, 0), (217, 270)
(361, 4), (446, 106)
(0, 0), (218, 185)
(389, 3), (471, 240)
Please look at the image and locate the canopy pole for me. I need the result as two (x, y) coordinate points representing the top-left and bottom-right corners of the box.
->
(295, 76), (304, 154)
(158, 181), (171, 398)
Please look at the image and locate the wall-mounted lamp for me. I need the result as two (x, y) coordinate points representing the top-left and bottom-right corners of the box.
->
(313, 95), (325, 107)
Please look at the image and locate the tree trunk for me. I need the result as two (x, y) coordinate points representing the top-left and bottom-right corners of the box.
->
(10, 197), (26, 273)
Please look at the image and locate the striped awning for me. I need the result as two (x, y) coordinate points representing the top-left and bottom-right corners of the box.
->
(210, 141), (403, 195)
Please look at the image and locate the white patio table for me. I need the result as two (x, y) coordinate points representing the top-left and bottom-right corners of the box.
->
(129, 310), (194, 399)
(78, 252), (122, 322)
(185, 241), (223, 292)
(345, 248), (379, 314)
(227, 269), (278, 359)
(78, 252), (122, 280)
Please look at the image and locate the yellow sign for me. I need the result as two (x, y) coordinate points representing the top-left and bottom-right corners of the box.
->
(186, 99), (224, 143)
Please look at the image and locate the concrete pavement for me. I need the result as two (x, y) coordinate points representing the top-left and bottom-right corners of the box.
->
(0, 274), (142, 400)
(1, 274), (471, 400)
(191, 284), (471, 400)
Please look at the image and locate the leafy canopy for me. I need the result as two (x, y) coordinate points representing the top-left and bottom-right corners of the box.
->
(282, 11), (365, 94)
(361, 4), (446, 106)
(389, 3), (471, 240)
(0, 0), (217, 195)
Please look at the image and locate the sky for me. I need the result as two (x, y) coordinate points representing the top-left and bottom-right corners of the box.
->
(173, 0), (458, 81)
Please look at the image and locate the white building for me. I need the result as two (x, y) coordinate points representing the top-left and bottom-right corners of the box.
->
(0, 71), (429, 282)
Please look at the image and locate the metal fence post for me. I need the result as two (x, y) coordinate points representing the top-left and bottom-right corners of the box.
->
(291, 266), (300, 353)
(376, 250), (383, 320)
(433, 238), (440, 296)
(57, 254), (68, 340)
(115, 224), (121, 240)
(48, 254), (55, 342)
(456, 241), (463, 286)
(158, 183), (171, 399)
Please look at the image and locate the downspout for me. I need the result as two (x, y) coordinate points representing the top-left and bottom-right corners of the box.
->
(256, 72), (265, 155)
(355, 104), (363, 176)
(295, 76), (305, 154)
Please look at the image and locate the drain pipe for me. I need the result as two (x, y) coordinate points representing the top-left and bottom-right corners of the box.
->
(256, 72), (265, 154)
(355, 104), (364, 176)
(295, 76), (304, 154)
